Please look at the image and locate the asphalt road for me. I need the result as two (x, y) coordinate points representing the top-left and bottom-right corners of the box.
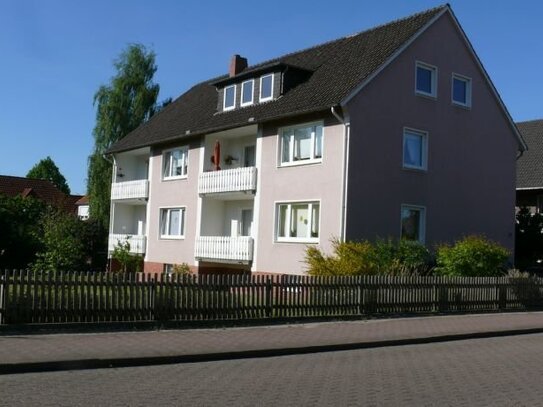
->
(2, 333), (543, 406)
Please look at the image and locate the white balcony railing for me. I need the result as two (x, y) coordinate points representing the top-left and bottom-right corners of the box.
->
(108, 234), (146, 255)
(198, 167), (257, 195)
(195, 236), (254, 263)
(111, 179), (149, 201)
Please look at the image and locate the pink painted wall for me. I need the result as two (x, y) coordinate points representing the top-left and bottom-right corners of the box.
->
(254, 114), (345, 274)
(145, 139), (201, 267)
(345, 12), (518, 252)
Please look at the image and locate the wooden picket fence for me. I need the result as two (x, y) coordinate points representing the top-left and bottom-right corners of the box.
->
(1, 270), (543, 325)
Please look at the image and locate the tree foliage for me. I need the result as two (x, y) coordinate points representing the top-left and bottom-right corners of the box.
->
(0, 195), (45, 269)
(27, 156), (71, 194)
(111, 238), (142, 273)
(87, 44), (160, 228)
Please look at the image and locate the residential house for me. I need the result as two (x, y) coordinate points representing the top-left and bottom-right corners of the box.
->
(0, 175), (83, 214)
(516, 120), (543, 213)
(75, 195), (90, 220)
(106, 5), (525, 275)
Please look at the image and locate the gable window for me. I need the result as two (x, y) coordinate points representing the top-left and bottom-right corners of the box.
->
(452, 73), (472, 107)
(163, 147), (188, 179)
(280, 122), (323, 166)
(160, 207), (185, 239)
(277, 201), (320, 242)
(401, 205), (425, 243)
(241, 80), (254, 106)
(403, 128), (427, 170)
(260, 74), (274, 102)
(415, 62), (437, 98)
(223, 85), (236, 110)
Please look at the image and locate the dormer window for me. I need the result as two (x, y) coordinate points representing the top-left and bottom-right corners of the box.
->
(241, 80), (254, 106)
(260, 74), (274, 102)
(223, 85), (236, 110)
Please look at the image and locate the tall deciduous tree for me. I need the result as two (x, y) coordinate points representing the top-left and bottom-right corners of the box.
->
(27, 156), (71, 195)
(87, 44), (160, 229)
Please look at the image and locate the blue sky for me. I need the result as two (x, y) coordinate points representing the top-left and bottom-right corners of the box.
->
(1, 0), (542, 194)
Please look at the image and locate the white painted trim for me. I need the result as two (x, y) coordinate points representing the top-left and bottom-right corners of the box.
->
(274, 200), (321, 244)
(400, 204), (426, 244)
(415, 61), (438, 98)
(517, 187), (543, 191)
(451, 72), (472, 108)
(251, 126), (263, 272)
(340, 120), (350, 241)
(143, 154), (153, 262)
(341, 7), (448, 106)
(240, 79), (254, 107)
(194, 142), (205, 267)
(223, 84), (236, 111)
(158, 206), (186, 239)
(259, 73), (274, 102)
(162, 146), (189, 180)
(402, 127), (428, 171)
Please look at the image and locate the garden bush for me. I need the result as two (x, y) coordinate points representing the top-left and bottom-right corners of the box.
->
(305, 238), (432, 276)
(435, 235), (509, 277)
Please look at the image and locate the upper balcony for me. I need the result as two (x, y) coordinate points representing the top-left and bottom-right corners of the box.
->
(111, 179), (149, 201)
(198, 167), (257, 197)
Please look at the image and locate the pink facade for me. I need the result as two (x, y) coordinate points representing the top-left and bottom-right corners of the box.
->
(344, 13), (518, 251)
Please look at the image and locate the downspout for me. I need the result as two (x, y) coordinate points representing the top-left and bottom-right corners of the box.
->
(105, 153), (116, 272)
(331, 106), (350, 242)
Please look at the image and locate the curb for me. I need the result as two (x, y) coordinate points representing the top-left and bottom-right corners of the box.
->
(2, 326), (543, 375)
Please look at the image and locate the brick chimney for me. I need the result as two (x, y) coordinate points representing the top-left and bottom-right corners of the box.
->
(229, 54), (248, 77)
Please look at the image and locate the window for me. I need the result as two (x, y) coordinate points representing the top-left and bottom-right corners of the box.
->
(277, 202), (320, 242)
(223, 85), (236, 110)
(280, 123), (323, 165)
(163, 147), (188, 179)
(415, 62), (437, 97)
(401, 205), (425, 243)
(160, 208), (185, 238)
(403, 128), (427, 170)
(164, 264), (174, 275)
(452, 74), (471, 107)
(260, 74), (273, 102)
(241, 80), (254, 106)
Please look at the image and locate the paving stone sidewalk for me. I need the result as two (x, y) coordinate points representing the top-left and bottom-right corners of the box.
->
(1, 312), (543, 372)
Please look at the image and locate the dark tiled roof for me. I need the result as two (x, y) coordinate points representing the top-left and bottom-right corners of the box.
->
(517, 120), (543, 189)
(109, 5), (447, 153)
(0, 175), (78, 212)
(75, 195), (89, 205)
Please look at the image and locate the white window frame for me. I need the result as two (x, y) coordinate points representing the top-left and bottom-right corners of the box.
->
(162, 146), (189, 180)
(240, 79), (254, 107)
(275, 200), (321, 243)
(278, 121), (324, 167)
(259, 73), (274, 102)
(415, 61), (438, 98)
(402, 127), (428, 171)
(223, 84), (236, 111)
(451, 73), (472, 108)
(163, 264), (174, 275)
(159, 207), (186, 239)
(400, 204), (426, 244)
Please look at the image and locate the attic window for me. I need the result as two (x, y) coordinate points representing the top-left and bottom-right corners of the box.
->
(415, 61), (437, 98)
(224, 85), (236, 110)
(241, 80), (254, 106)
(260, 74), (274, 102)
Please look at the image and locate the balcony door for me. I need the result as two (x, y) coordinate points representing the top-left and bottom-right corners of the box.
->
(244, 145), (256, 167)
(240, 209), (253, 237)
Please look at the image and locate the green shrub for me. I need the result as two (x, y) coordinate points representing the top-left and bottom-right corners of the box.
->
(305, 238), (378, 276)
(305, 238), (433, 276)
(112, 238), (142, 273)
(172, 263), (191, 275)
(436, 235), (509, 277)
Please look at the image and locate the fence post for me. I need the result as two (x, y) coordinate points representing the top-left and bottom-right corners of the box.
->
(358, 276), (364, 316)
(0, 271), (5, 325)
(265, 276), (273, 318)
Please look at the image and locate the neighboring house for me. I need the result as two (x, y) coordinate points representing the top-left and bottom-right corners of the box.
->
(0, 175), (82, 214)
(106, 5), (525, 275)
(516, 120), (543, 213)
(75, 195), (90, 220)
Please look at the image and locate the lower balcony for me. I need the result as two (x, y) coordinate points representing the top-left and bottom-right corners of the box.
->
(195, 236), (254, 264)
(108, 234), (146, 255)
